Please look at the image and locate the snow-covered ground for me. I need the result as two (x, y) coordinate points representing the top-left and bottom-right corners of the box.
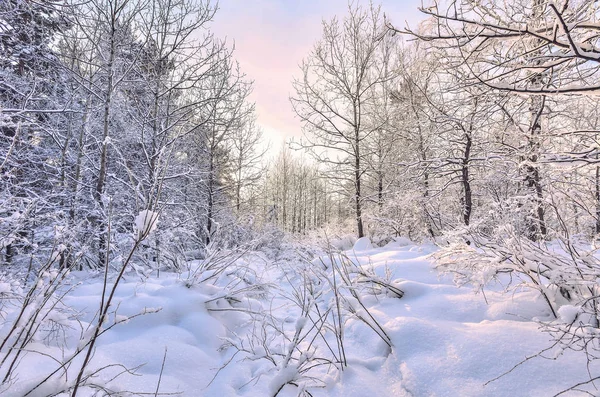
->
(2, 239), (592, 396)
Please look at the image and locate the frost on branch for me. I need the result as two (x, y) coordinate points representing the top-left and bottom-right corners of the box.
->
(134, 210), (159, 241)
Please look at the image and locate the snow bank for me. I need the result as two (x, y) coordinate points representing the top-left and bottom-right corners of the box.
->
(2, 242), (592, 396)
(352, 236), (373, 251)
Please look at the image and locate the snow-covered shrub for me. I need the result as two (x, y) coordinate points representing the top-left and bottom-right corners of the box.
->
(216, 245), (401, 396)
(0, 209), (167, 395)
(435, 211), (600, 394)
(435, 223), (600, 318)
(0, 246), (78, 389)
(363, 190), (437, 242)
(329, 234), (357, 251)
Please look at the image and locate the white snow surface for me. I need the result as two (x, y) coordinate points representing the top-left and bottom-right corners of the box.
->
(2, 240), (592, 396)
(352, 236), (373, 251)
(134, 210), (159, 239)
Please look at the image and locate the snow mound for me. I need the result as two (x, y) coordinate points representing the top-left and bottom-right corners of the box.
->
(330, 235), (357, 250)
(558, 305), (581, 323)
(352, 237), (373, 251)
(134, 210), (159, 239)
(386, 236), (413, 248)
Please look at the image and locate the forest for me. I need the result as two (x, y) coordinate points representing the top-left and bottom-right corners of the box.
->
(1, 0), (600, 396)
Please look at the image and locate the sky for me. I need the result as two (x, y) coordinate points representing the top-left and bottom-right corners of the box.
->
(210, 0), (426, 153)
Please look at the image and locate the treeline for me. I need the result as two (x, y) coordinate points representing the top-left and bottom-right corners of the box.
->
(287, 1), (600, 245)
(0, 0), (264, 270)
(5, 0), (600, 271)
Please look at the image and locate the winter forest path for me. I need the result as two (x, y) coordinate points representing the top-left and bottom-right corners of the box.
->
(343, 242), (584, 397)
(4, 241), (588, 396)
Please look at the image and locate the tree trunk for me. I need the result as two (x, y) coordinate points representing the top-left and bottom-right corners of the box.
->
(593, 138), (600, 235)
(206, 154), (214, 245)
(525, 95), (547, 241)
(94, 17), (117, 267)
(461, 129), (473, 226)
(355, 128), (364, 238)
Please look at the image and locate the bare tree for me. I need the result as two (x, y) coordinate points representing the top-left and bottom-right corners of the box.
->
(200, 60), (253, 245)
(397, 0), (600, 95)
(291, 2), (396, 238)
(0, 0), (71, 265)
(229, 113), (267, 214)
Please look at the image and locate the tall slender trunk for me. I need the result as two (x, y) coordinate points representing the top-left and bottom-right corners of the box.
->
(94, 18), (117, 267)
(148, 89), (160, 209)
(595, 162), (600, 235)
(206, 153), (214, 245)
(525, 95), (547, 240)
(323, 179), (328, 225)
(58, 113), (72, 269)
(524, 0), (547, 241)
(461, 131), (472, 226)
(378, 170), (384, 209)
(59, 115), (73, 206)
(236, 153), (242, 212)
(302, 175), (307, 234)
(419, 132), (435, 238)
(313, 182), (318, 229)
(461, 99), (476, 226)
(355, 130), (364, 238)
(423, 168), (434, 238)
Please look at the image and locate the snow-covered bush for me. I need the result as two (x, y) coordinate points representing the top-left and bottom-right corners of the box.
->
(436, 224), (599, 318)
(215, 244), (402, 396)
(435, 214), (600, 393)
(363, 190), (439, 243)
(0, 209), (166, 395)
(0, 246), (77, 391)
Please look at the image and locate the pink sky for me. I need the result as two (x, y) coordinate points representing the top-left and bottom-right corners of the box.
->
(210, 0), (426, 152)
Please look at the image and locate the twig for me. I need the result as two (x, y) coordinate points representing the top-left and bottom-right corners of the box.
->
(155, 347), (168, 397)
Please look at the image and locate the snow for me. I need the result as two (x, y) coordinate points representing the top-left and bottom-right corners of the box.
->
(134, 210), (159, 240)
(0, 282), (11, 294)
(352, 236), (373, 251)
(1, 242), (593, 396)
(557, 305), (580, 323)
